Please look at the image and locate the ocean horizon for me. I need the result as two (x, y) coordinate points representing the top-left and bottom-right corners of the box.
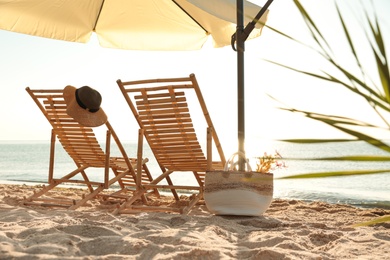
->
(1, 139), (389, 209)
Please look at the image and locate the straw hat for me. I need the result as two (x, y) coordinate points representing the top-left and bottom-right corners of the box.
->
(63, 85), (107, 127)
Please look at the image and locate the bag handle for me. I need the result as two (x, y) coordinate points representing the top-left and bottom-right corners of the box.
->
(224, 152), (252, 172)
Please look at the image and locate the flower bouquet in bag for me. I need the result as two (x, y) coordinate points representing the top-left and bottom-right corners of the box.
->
(204, 152), (276, 216)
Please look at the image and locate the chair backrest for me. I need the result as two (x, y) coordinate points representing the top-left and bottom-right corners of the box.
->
(117, 74), (225, 172)
(26, 88), (115, 167)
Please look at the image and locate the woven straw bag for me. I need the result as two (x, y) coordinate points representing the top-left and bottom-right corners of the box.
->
(204, 152), (273, 216)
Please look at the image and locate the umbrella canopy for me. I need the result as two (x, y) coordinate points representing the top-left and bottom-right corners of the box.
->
(0, 0), (268, 50)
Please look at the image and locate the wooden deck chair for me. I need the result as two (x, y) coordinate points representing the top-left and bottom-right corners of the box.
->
(115, 73), (226, 214)
(24, 87), (159, 210)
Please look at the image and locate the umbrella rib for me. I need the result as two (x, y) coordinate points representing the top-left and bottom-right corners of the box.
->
(172, 0), (209, 34)
(93, 0), (106, 31)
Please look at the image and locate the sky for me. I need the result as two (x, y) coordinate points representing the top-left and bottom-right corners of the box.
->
(1, 0), (389, 155)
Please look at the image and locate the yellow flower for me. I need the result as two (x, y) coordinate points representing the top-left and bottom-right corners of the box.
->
(255, 150), (286, 173)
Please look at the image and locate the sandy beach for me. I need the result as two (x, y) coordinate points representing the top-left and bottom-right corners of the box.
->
(0, 184), (389, 259)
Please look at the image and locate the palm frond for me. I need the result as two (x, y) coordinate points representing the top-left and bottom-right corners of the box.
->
(335, 3), (363, 74)
(352, 215), (390, 227)
(292, 0), (333, 58)
(277, 169), (390, 179)
(364, 7), (390, 100)
(277, 155), (390, 162)
(278, 106), (390, 152)
(279, 138), (355, 144)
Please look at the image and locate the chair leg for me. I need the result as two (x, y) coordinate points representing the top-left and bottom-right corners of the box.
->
(25, 181), (59, 202)
(104, 130), (112, 189)
(142, 163), (160, 197)
(112, 189), (146, 215)
(79, 169), (94, 192)
(68, 185), (105, 210)
(165, 175), (179, 201)
(24, 165), (92, 208)
(48, 130), (56, 183)
(181, 189), (204, 214)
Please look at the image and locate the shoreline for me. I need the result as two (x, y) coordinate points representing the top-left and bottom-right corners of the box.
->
(1, 183), (389, 259)
(2, 179), (389, 210)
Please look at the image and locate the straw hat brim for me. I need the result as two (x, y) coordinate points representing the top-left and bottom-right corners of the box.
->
(63, 85), (107, 127)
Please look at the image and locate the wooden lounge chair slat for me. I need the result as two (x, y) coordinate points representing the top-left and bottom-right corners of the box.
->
(140, 118), (193, 125)
(51, 123), (85, 127)
(136, 96), (187, 106)
(144, 130), (195, 136)
(147, 133), (198, 139)
(134, 91), (186, 100)
(56, 126), (94, 130)
(148, 138), (199, 143)
(142, 123), (194, 130)
(148, 143), (200, 149)
(138, 110), (190, 118)
(55, 128), (95, 133)
(62, 143), (101, 147)
(152, 150), (204, 156)
(156, 153), (205, 158)
(137, 103), (188, 112)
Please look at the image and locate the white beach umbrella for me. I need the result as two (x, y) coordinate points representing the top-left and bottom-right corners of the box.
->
(0, 0), (271, 165)
(0, 0), (268, 50)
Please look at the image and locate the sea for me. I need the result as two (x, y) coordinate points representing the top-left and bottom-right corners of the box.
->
(1, 140), (389, 209)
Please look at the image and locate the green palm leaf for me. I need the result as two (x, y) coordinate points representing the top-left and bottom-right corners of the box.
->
(277, 169), (390, 179)
(352, 215), (390, 227)
(279, 155), (390, 162)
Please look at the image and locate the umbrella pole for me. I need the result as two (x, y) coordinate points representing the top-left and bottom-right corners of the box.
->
(236, 0), (245, 171)
(235, 0), (274, 171)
